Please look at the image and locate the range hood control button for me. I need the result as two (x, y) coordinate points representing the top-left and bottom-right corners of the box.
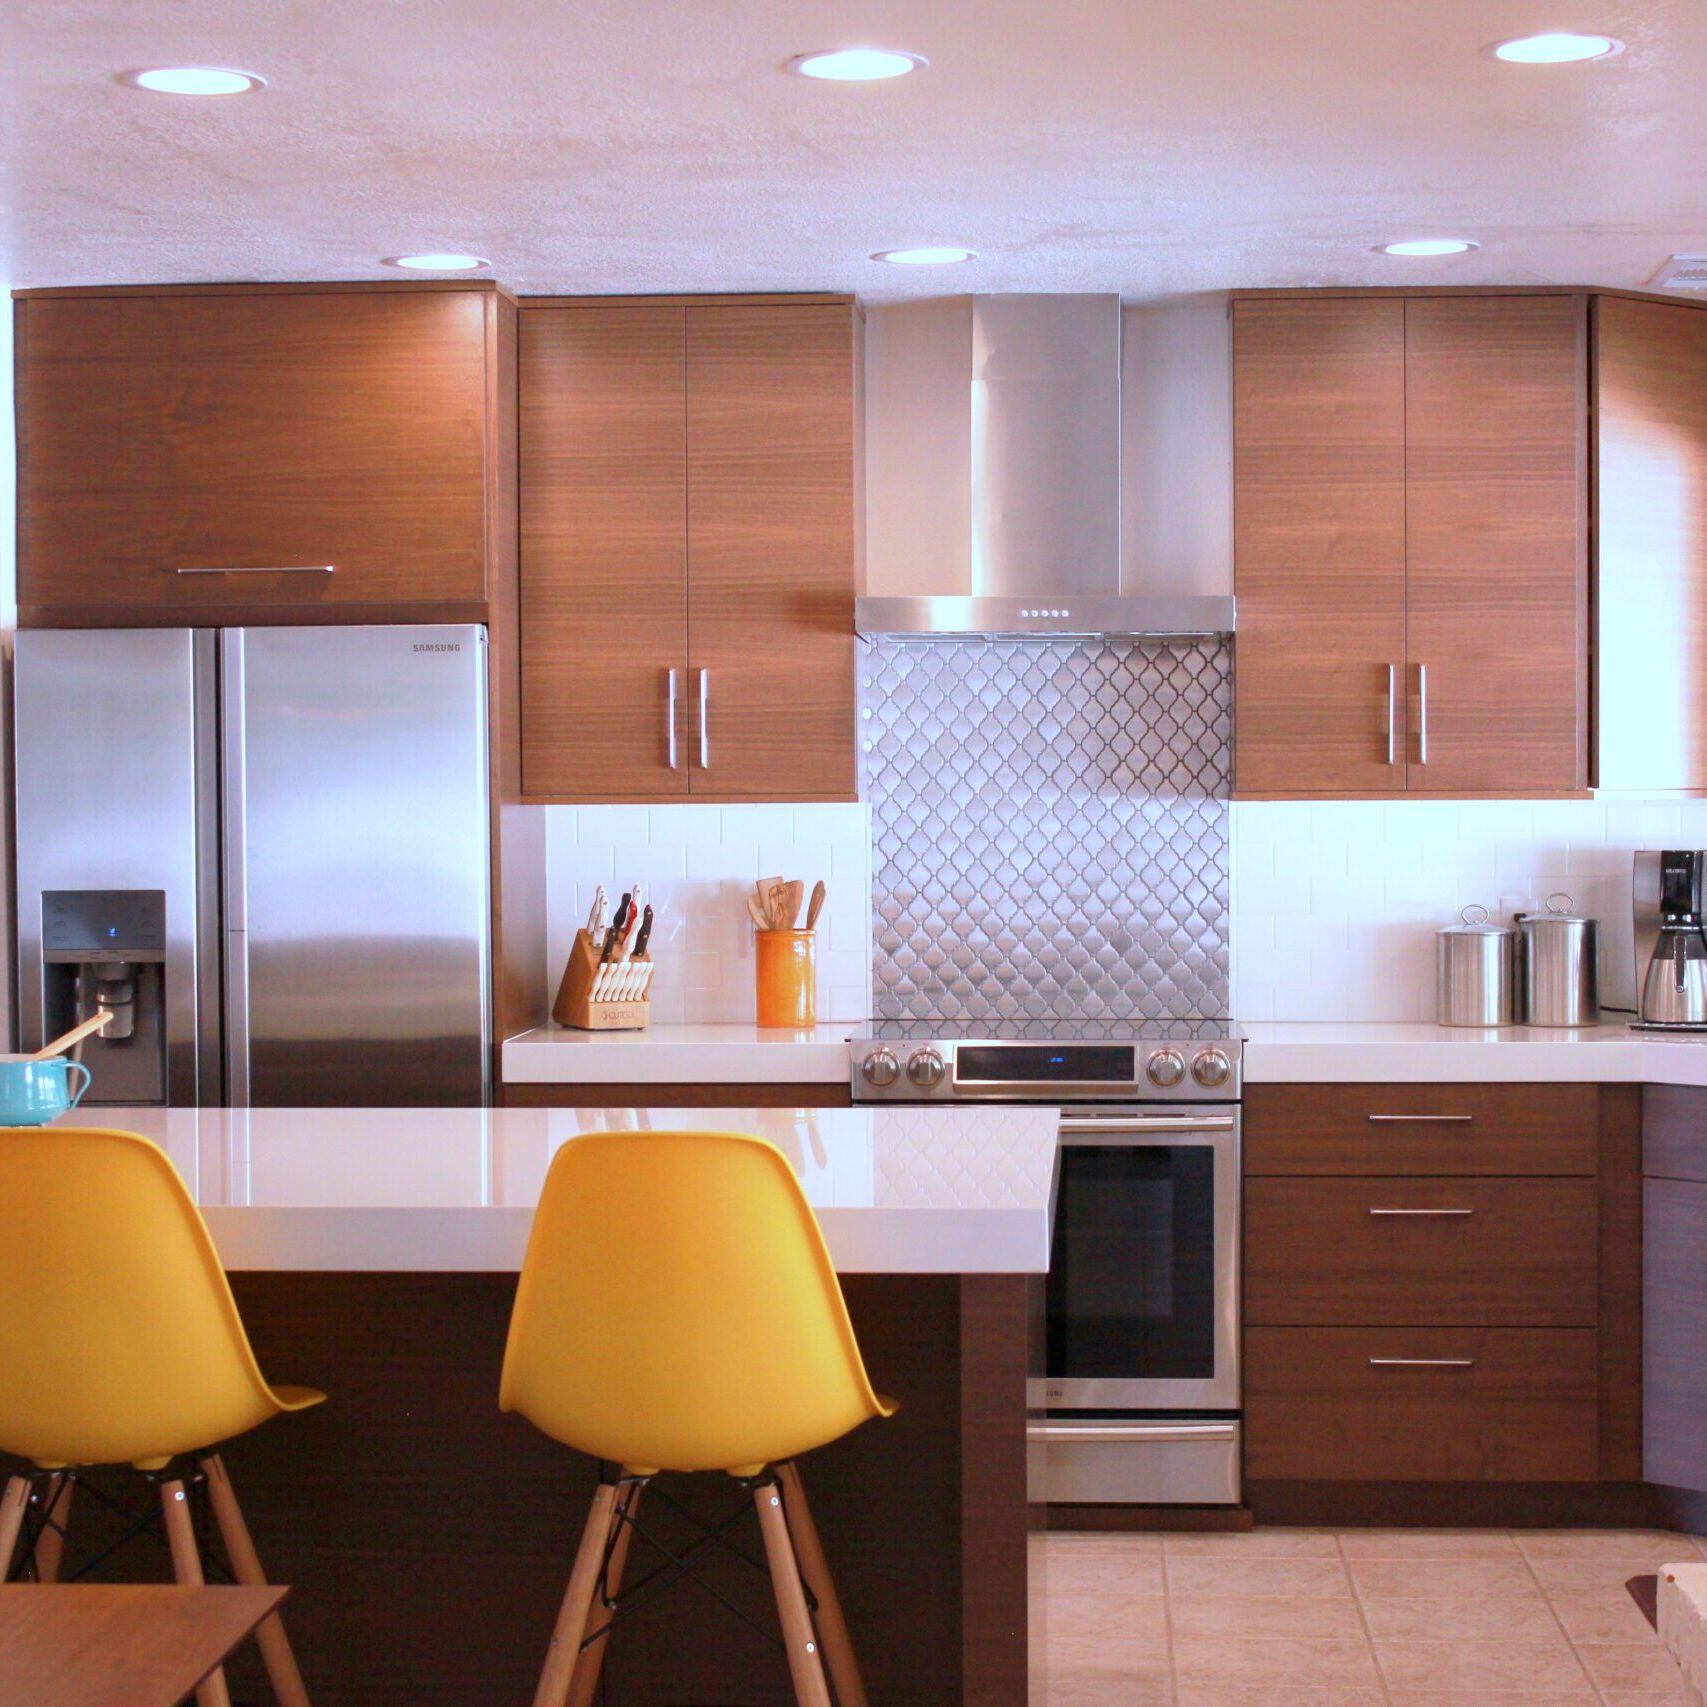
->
(862, 1047), (900, 1088)
(906, 1047), (946, 1089)
(1146, 1048), (1186, 1088)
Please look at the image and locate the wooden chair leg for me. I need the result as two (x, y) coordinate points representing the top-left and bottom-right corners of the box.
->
(533, 1480), (622, 1707)
(565, 1479), (643, 1707)
(0, 1477), (28, 1582)
(161, 1477), (234, 1707)
(31, 1473), (73, 1584)
(199, 1454), (311, 1707)
(776, 1461), (867, 1707)
(754, 1479), (832, 1707)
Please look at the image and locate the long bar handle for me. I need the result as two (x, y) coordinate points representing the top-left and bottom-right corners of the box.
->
(1386, 663), (1397, 766)
(665, 669), (679, 770)
(220, 633), (251, 1109)
(1058, 1115), (1237, 1135)
(1417, 662), (1428, 765)
(176, 565), (336, 575)
(1369, 1357), (1475, 1368)
(1369, 1207), (1475, 1217)
(1026, 1423), (1239, 1444)
(696, 668), (710, 769)
(1367, 1113), (1474, 1124)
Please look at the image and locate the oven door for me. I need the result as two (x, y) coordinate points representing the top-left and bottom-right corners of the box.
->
(1044, 1108), (1240, 1411)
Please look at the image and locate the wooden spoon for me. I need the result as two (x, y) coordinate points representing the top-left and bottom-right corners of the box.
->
(781, 879), (805, 929)
(806, 880), (827, 930)
(33, 1009), (114, 1061)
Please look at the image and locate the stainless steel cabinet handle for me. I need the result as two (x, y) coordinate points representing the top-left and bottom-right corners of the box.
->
(1386, 663), (1397, 765)
(1367, 1113), (1474, 1124)
(1369, 1357), (1475, 1368)
(1059, 1115), (1236, 1136)
(176, 565), (336, 575)
(696, 668), (710, 769)
(1369, 1207), (1475, 1217)
(1026, 1423), (1238, 1444)
(1416, 662), (1428, 764)
(665, 669), (679, 770)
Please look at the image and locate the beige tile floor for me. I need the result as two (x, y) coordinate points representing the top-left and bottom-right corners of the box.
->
(1045, 1527), (1707, 1705)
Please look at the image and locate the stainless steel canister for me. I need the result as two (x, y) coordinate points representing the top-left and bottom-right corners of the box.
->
(1436, 904), (1517, 1027)
(1515, 892), (1601, 1028)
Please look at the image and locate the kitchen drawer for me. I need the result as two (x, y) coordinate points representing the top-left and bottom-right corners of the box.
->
(1245, 1326), (1599, 1481)
(1245, 1178), (1599, 1326)
(1245, 1083), (1598, 1176)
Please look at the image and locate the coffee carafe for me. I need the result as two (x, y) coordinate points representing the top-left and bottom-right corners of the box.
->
(1636, 850), (1707, 1031)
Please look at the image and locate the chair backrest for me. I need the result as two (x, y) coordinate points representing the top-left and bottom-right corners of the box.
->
(0, 1127), (283, 1466)
(499, 1130), (886, 1473)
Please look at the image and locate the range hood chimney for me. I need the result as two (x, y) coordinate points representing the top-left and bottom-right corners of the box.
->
(856, 293), (1234, 639)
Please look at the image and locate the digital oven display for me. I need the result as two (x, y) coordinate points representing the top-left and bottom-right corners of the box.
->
(954, 1045), (1136, 1084)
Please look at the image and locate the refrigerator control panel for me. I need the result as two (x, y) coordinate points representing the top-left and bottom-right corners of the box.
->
(42, 888), (167, 962)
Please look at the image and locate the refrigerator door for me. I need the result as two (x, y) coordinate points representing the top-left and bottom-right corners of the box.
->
(13, 629), (221, 1106)
(224, 626), (491, 1107)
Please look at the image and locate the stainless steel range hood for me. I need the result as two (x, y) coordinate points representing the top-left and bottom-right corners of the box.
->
(856, 294), (1235, 640)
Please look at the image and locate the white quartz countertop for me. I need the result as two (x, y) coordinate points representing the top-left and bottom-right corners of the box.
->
(503, 1023), (856, 1084)
(63, 1104), (1057, 1276)
(504, 1019), (1707, 1088)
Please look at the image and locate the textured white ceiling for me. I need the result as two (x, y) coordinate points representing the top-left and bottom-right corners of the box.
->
(6, 0), (1707, 300)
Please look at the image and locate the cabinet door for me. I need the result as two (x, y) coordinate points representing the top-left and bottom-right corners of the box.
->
(1233, 298), (1408, 794)
(685, 305), (857, 801)
(1644, 1175), (1707, 1492)
(1404, 296), (1587, 791)
(17, 288), (494, 619)
(519, 306), (689, 798)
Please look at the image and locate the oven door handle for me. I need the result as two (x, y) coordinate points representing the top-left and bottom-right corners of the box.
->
(1026, 1422), (1239, 1444)
(1057, 1115), (1237, 1136)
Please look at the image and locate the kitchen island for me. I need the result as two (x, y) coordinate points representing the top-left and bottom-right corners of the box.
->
(16, 1104), (1056, 1706)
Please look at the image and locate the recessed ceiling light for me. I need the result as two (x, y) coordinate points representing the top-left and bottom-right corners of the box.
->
(1486, 32), (1623, 63)
(788, 48), (926, 81)
(384, 253), (490, 272)
(124, 66), (266, 95)
(1377, 239), (1480, 257)
(870, 246), (976, 266)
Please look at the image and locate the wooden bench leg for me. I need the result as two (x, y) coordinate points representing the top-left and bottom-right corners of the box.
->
(777, 1461), (867, 1707)
(32, 1473), (73, 1584)
(161, 1477), (234, 1707)
(755, 1479), (832, 1707)
(199, 1453), (311, 1707)
(0, 1477), (28, 1582)
(533, 1479), (621, 1707)
(566, 1479), (643, 1707)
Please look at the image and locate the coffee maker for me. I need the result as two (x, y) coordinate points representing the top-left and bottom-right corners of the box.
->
(1634, 851), (1707, 1031)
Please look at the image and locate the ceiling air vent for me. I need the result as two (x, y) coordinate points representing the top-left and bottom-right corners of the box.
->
(1647, 255), (1707, 291)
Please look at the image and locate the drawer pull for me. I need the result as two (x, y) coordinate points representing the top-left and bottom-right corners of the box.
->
(1367, 1113), (1474, 1124)
(176, 564), (336, 575)
(1368, 1357), (1475, 1368)
(1368, 1207), (1475, 1217)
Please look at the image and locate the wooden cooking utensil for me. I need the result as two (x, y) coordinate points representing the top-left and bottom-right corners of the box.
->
(32, 1008), (114, 1061)
(746, 894), (772, 930)
(806, 880), (827, 930)
(781, 879), (805, 929)
(766, 882), (788, 930)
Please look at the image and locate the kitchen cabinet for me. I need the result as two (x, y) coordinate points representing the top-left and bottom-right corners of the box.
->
(1233, 292), (1588, 796)
(1243, 1082), (1634, 1486)
(15, 281), (514, 626)
(1642, 1085), (1707, 1493)
(518, 297), (860, 802)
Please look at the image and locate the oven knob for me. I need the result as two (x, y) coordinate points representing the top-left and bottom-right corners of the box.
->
(1146, 1048), (1186, 1088)
(1192, 1047), (1232, 1088)
(862, 1047), (900, 1088)
(906, 1047), (946, 1089)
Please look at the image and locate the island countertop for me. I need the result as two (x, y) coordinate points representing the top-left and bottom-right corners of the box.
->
(67, 1103), (1058, 1275)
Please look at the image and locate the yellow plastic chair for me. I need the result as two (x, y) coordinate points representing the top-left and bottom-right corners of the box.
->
(500, 1128), (896, 1707)
(0, 1126), (324, 1707)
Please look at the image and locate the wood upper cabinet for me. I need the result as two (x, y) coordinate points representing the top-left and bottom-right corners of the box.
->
(1232, 297), (1408, 794)
(1233, 291), (1589, 797)
(16, 282), (511, 624)
(518, 298), (859, 802)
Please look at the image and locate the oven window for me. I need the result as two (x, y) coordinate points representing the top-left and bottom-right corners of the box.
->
(1046, 1143), (1217, 1381)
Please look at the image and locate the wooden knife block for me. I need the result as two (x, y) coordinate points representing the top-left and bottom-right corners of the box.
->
(553, 928), (652, 1032)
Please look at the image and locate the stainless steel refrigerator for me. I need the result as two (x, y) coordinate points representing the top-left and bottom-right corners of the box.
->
(12, 626), (492, 1107)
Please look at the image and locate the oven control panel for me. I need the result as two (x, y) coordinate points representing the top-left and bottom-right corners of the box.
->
(850, 1035), (1242, 1102)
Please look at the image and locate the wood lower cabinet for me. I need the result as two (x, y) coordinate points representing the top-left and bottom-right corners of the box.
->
(16, 282), (511, 625)
(518, 297), (859, 802)
(1643, 1085), (1707, 1493)
(1232, 290), (1589, 797)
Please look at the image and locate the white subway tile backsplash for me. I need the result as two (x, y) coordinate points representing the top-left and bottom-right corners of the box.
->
(545, 803), (872, 1024)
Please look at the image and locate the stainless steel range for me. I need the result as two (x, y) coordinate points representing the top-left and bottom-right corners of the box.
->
(851, 1018), (1243, 1507)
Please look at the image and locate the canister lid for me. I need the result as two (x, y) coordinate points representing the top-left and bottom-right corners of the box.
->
(1438, 903), (1512, 937)
(1516, 891), (1594, 925)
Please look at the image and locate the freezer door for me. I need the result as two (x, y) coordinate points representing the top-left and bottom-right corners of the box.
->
(224, 626), (491, 1106)
(13, 629), (220, 1106)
